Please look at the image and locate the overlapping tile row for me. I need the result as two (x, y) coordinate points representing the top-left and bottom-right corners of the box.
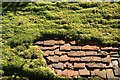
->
(35, 39), (120, 79)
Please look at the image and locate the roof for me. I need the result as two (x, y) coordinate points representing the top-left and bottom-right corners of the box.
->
(35, 39), (120, 79)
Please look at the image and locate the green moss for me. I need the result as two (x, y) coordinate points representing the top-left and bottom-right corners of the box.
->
(2, 2), (120, 79)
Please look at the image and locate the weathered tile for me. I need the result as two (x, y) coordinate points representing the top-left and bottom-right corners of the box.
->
(91, 57), (102, 62)
(118, 58), (120, 67)
(97, 70), (106, 79)
(101, 47), (119, 51)
(35, 41), (43, 45)
(106, 69), (115, 78)
(85, 51), (97, 56)
(64, 62), (73, 69)
(86, 63), (105, 69)
(91, 69), (99, 76)
(79, 69), (90, 76)
(44, 40), (54, 46)
(74, 63), (85, 69)
(97, 51), (108, 57)
(112, 60), (119, 68)
(102, 55), (111, 63)
(54, 49), (63, 55)
(55, 40), (65, 45)
(68, 70), (79, 77)
(40, 45), (59, 50)
(91, 69), (106, 79)
(69, 57), (76, 62)
(105, 62), (113, 69)
(54, 69), (62, 76)
(62, 69), (68, 76)
(80, 57), (91, 62)
(46, 55), (59, 62)
(110, 54), (119, 58)
(43, 50), (54, 56)
(52, 63), (64, 69)
(114, 68), (120, 76)
(59, 55), (69, 62)
(71, 46), (81, 50)
(60, 43), (71, 51)
(82, 45), (99, 50)
(68, 51), (85, 57)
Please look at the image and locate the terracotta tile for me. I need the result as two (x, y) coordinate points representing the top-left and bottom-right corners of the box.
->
(80, 57), (91, 62)
(101, 47), (119, 51)
(59, 55), (69, 62)
(52, 63), (64, 69)
(40, 45), (59, 50)
(91, 57), (102, 62)
(46, 55), (59, 62)
(74, 57), (81, 61)
(74, 63), (85, 69)
(54, 69), (62, 76)
(91, 69), (99, 76)
(91, 70), (107, 79)
(62, 69), (68, 76)
(86, 63), (105, 69)
(105, 62), (113, 69)
(69, 57), (76, 62)
(44, 40), (54, 46)
(85, 51), (97, 56)
(55, 40), (65, 45)
(68, 51), (85, 57)
(79, 69), (90, 76)
(106, 69), (115, 78)
(82, 45), (99, 50)
(68, 70), (79, 77)
(60, 43), (71, 51)
(118, 58), (120, 67)
(112, 60), (119, 68)
(114, 68), (120, 76)
(102, 55), (111, 63)
(35, 41), (43, 45)
(64, 62), (73, 69)
(71, 46), (81, 50)
(54, 49), (63, 55)
(43, 50), (54, 56)
(97, 51), (108, 57)
(97, 70), (106, 79)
